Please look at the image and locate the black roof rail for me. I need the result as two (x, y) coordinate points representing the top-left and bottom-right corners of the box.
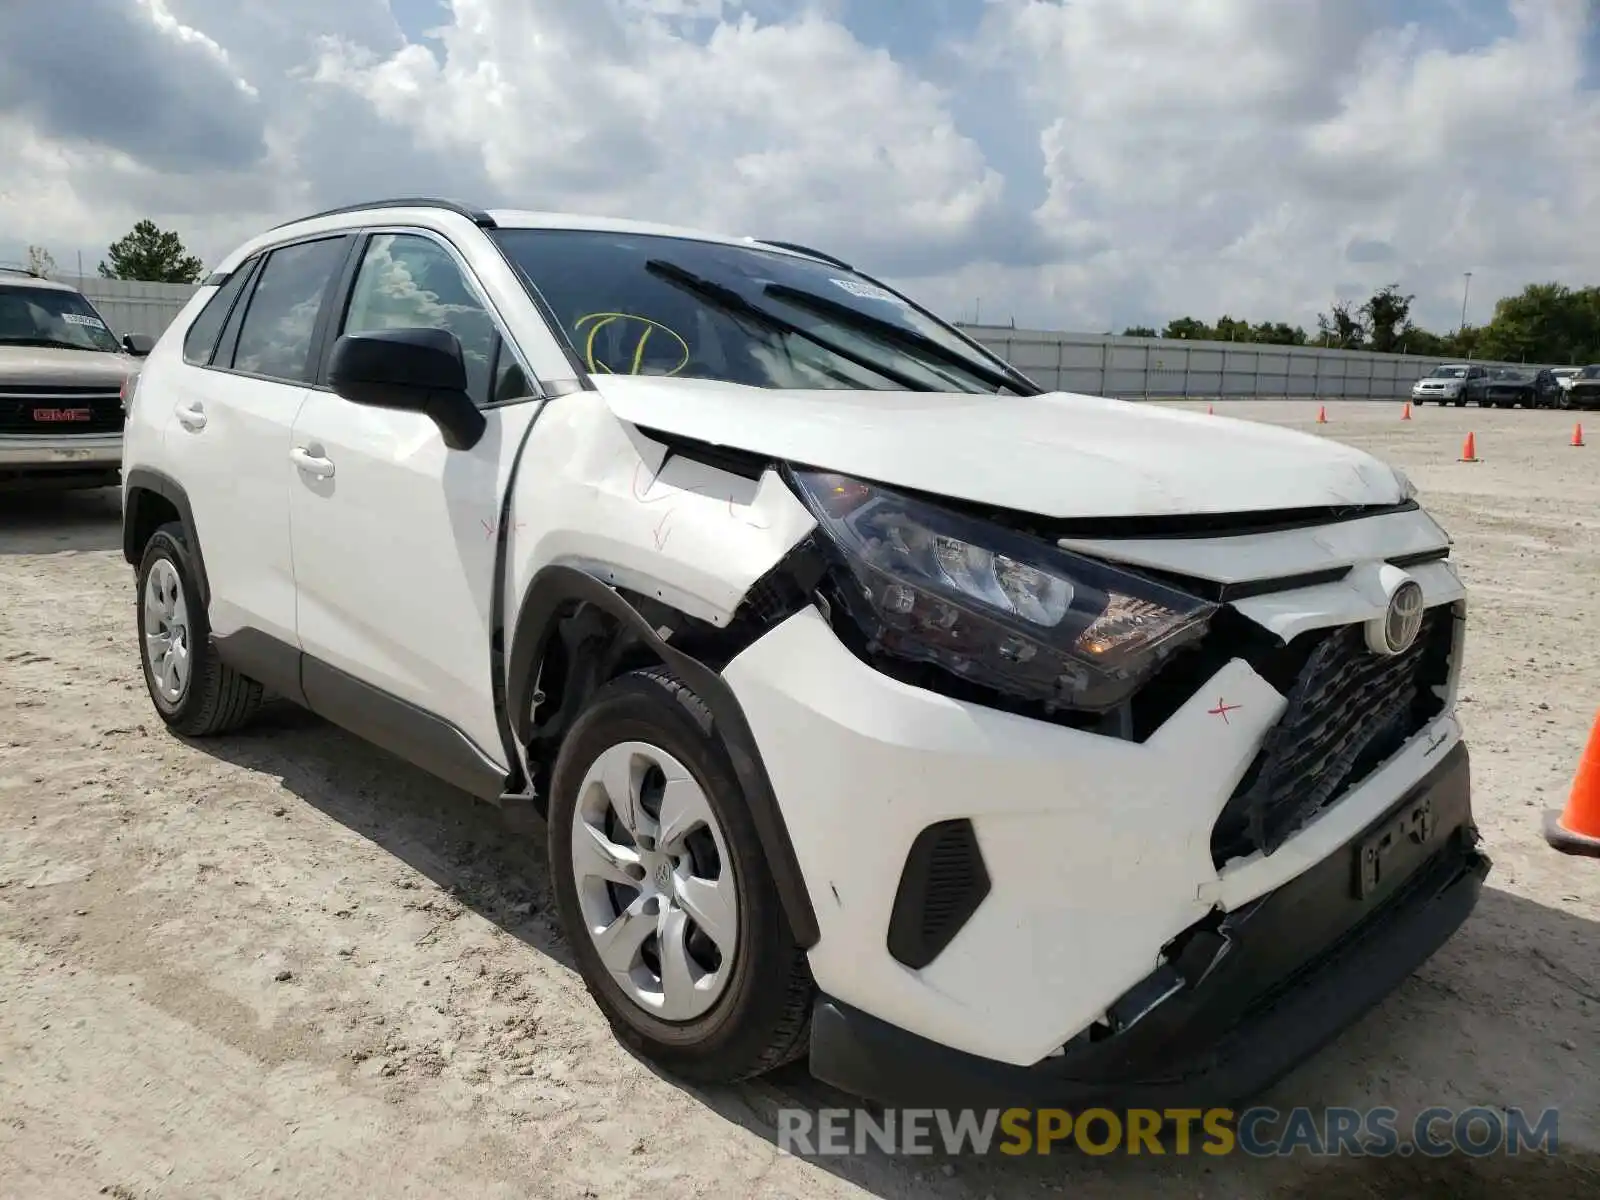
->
(271, 197), (497, 231)
(755, 240), (853, 270)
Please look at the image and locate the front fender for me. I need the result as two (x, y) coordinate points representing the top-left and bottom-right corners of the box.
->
(505, 563), (821, 949)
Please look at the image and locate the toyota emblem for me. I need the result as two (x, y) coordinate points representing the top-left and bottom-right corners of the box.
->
(1382, 580), (1426, 654)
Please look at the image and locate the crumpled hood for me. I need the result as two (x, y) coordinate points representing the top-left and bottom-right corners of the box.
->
(592, 376), (1407, 519)
(0, 346), (133, 390)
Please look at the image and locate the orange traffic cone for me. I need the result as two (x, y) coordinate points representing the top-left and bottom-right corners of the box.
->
(1572, 423), (1585, 448)
(1401, 402), (1412, 421)
(1544, 711), (1600, 857)
(1459, 432), (1480, 462)
(1316, 405), (1328, 424)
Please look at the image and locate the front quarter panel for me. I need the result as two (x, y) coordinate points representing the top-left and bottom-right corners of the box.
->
(505, 389), (816, 627)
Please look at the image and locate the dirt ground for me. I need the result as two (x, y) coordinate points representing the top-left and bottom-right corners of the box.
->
(3, 399), (1599, 1199)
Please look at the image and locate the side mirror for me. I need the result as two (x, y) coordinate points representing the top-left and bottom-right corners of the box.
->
(328, 327), (486, 451)
(123, 332), (154, 357)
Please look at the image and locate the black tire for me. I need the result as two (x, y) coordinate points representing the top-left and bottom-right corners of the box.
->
(547, 667), (813, 1083)
(135, 521), (263, 737)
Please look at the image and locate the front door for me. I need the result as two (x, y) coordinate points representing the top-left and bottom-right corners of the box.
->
(287, 229), (543, 773)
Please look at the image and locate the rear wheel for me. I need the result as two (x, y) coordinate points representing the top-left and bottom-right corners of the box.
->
(547, 668), (813, 1083)
(136, 522), (263, 736)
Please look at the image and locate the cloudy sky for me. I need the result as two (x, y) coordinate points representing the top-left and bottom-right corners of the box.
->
(1, 0), (1596, 333)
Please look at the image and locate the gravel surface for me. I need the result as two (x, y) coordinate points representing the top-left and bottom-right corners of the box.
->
(2, 399), (1598, 1198)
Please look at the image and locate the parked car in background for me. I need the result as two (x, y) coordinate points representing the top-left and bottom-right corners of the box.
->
(1482, 367), (1560, 409)
(119, 197), (1485, 1111)
(1564, 365), (1600, 410)
(0, 266), (152, 491)
(1552, 367), (1580, 406)
(1532, 368), (1563, 408)
(1411, 364), (1486, 405)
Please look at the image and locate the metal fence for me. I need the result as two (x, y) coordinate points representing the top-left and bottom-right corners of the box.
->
(956, 324), (1555, 402)
(46, 276), (1548, 401)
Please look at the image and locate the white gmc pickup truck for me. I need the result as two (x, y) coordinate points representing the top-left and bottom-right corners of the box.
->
(1, 267), (150, 491)
(120, 198), (1487, 1110)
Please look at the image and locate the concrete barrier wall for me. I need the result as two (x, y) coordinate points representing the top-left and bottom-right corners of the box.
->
(955, 324), (1557, 401)
(53, 276), (1548, 400)
(70, 275), (199, 340)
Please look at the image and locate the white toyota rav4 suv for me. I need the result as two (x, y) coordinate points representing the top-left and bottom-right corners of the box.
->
(121, 199), (1487, 1109)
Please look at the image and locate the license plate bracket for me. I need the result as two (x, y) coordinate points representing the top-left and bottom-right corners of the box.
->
(1354, 795), (1436, 900)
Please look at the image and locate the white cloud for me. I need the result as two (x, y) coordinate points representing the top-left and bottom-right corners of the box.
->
(307, 2), (1004, 259)
(134, 0), (258, 97)
(1, 0), (1597, 334)
(975, 0), (1600, 330)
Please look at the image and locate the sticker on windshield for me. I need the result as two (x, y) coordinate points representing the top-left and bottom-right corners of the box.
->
(829, 278), (903, 305)
(62, 313), (107, 329)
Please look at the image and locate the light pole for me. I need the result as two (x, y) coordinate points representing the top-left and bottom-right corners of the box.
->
(1460, 272), (1473, 332)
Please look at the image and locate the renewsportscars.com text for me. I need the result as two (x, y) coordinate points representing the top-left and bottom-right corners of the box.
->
(776, 1105), (1561, 1158)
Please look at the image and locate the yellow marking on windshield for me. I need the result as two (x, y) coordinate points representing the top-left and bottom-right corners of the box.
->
(573, 313), (691, 376)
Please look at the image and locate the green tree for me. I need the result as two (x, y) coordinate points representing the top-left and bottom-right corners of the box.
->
(1475, 283), (1600, 364)
(1122, 325), (1157, 338)
(1362, 284), (1415, 353)
(1162, 316), (1213, 340)
(1316, 301), (1365, 349)
(25, 245), (55, 277)
(97, 220), (205, 283)
(1251, 321), (1308, 346)
(1213, 315), (1255, 342)
(1400, 327), (1455, 357)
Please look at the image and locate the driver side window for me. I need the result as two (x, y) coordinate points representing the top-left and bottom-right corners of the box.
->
(340, 233), (498, 406)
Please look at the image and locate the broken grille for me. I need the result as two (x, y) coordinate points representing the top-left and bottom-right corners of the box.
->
(1210, 607), (1454, 867)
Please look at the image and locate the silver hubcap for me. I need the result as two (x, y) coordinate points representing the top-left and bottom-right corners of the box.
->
(571, 741), (737, 1022)
(143, 559), (191, 705)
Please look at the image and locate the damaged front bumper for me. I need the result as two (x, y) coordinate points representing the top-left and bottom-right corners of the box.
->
(808, 741), (1487, 1110)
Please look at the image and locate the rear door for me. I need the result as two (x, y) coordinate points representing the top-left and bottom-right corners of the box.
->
(160, 233), (355, 648)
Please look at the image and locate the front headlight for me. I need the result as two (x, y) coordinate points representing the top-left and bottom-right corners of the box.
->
(789, 471), (1219, 713)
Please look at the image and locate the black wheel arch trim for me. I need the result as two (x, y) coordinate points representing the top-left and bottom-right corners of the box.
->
(506, 563), (821, 949)
(123, 467), (211, 609)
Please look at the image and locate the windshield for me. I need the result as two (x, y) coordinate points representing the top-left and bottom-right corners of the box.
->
(1429, 367), (1468, 378)
(0, 284), (120, 353)
(490, 228), (1034, 395)
(1582, 366), (1600, 379)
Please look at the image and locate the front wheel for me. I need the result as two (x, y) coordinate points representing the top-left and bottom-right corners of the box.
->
(547, 668), (813, 1083)
(136, 522), (263, 736)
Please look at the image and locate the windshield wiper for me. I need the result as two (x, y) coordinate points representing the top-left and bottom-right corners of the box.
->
(642, 259), (936, 392)
(763, 283), (1039, 396)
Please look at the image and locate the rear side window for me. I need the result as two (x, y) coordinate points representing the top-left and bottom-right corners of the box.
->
(229, 237), (350, 383)
(182, 262), (256, 366)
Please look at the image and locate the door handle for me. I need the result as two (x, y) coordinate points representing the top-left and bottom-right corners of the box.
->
(290, 445), (335, 479)
(174, 403), (206, 431)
